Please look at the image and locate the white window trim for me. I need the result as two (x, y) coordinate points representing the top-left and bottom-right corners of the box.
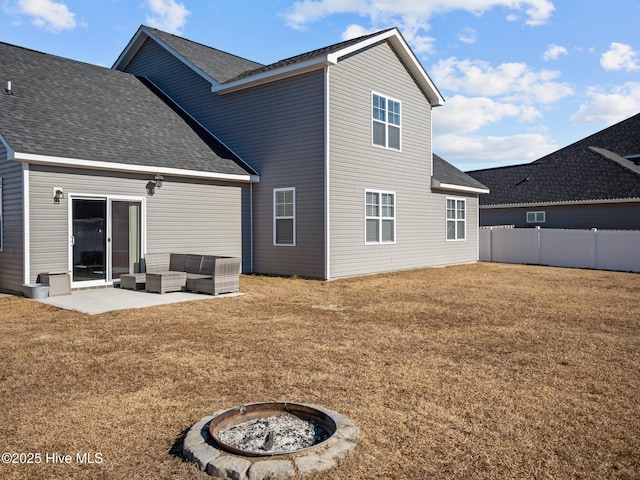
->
(365, 189), (396, 245)
(371, 91), (402, 152)
(273, 187), (296, 246)
(446, 197), (467, 241)
(526, 211), (546, 223)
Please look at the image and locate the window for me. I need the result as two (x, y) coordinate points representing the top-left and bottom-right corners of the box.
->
(372, 93), (401, 150)
(365, 190), (395, 244)
(446, 198), (466, 240)
(526, 211), (545, 223)
(274, 188), (295, 246)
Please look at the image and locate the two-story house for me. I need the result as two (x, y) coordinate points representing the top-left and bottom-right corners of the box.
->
(0, 26), (488, 294)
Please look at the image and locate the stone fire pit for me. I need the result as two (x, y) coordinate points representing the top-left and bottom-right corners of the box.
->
(182, 402), (359, 479)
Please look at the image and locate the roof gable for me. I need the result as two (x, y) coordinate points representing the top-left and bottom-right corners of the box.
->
(467, 113), (640, 206)
(115, 26), (444, 106)
(0, 41), (255, 179)
(114, 26), (262, 85)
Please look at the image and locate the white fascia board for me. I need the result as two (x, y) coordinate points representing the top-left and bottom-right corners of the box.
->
(13, 152), (259, 183)
(112, 26), (146, 70)
(112, 26), (219, 88)
(0, 133), (15, 159)
(431, 178), (490, 195)
(212, 56), (333, 94)
(384, 30), (445, 107)
(482, 197), (640, 209)
(213, 28), (445, 106)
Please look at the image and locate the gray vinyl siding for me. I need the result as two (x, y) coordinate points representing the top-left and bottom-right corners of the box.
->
(27, 165), (242, 284)
(329, 41), (479, 278)
(0, 146), (24, 293)
(123, 39), (326, 278)
(480, 202), (640, 230)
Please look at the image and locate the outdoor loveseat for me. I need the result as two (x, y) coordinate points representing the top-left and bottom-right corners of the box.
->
(120, 253), (240, 295)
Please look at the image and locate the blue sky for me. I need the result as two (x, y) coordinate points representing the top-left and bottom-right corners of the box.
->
(1, 0), (639, 171)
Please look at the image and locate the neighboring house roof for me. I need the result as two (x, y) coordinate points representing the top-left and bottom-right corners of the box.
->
(0, 41), (257, 181)
(114, 25), (445, 106)
(432, 154), (489, 195)
(467, 112), (640, 207)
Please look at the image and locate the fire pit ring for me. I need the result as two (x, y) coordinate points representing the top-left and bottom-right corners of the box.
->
(209, 402), (337, 456)
(182, 402), (359, 479)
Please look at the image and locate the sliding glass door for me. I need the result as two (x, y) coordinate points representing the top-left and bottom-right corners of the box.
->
(71, 197), (143, 286)
(72, 198), (106, 282)
(111, 200), (141, 280)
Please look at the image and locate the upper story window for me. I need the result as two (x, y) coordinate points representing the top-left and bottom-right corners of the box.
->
(372, 93), (401, 151)
(526, 211), (545, 223)
(446, 198), (466, 241)
(365, 190), (396, 244)
(274, 187), (295, 246)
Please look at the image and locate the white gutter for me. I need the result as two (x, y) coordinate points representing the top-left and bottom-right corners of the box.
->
(431, 178), (490, 195)
(482, 197), (640, 209)
(12, 152), (258, 183)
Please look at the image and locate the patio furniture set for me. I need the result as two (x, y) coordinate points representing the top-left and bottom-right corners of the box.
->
(120, 253), (240, 295)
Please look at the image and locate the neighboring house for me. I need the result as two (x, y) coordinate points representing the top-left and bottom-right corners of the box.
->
(467, 113), (640, 230)
(0, 26), (488, 294)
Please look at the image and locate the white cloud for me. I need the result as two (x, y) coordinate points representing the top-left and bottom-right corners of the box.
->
(433, 132), (558, 168)
(600, 42), (640, 71)
(11, 0), (76, 31)
(145, 0), (190, 35)
(458, 28), (476, 44)
(543, 44), (567, 61)
(282, 0), (555, 53)
(431, 57), (573, 104)
(341, 24), (377, 40)
(433, 95), (540, 135)
(570, 83), (640, 124)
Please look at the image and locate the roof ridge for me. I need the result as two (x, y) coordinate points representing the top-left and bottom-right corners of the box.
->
(225, 27), (398, 84)
(144, 25), (262, 67)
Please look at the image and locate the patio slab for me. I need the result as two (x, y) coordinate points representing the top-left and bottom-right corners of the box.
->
(35, 287), (242, 315)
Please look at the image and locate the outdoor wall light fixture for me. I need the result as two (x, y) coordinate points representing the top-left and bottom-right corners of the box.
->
(53, 187), (64, 204)
(146, 174), (164, 196)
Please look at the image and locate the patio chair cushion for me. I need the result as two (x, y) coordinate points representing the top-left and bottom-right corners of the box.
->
(184, 254), (204, 274)
(144, 253), (171, 273)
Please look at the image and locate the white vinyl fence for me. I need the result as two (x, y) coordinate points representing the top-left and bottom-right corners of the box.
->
(480, 227), (640, 273)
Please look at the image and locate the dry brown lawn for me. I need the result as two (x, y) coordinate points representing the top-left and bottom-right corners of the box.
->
(0, 262), (639, 480)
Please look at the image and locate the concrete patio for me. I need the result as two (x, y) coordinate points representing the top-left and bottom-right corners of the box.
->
(33, 287), (242, 315)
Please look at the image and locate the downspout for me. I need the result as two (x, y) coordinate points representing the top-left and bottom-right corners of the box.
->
(324, 66), (331, 280)
(250, 181), (254, 273)
(22, 163), (30, 284)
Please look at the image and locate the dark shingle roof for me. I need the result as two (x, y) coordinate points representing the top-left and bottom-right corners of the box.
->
(467, 113), (640, 206)
(227, 28), (396, 83)
(433, 154), (488, 191)
(144, 27), (263, 84)
(0, 41), (254, 176)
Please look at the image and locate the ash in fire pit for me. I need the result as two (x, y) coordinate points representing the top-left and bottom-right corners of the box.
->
(183, 403), (359, 479)
(217, 412), (331, 455)
(209, 402), (338, 457)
